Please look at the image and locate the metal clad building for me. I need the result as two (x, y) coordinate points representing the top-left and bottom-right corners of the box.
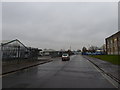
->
(1, 39), (39, 61)
(105, 31), (120, 55)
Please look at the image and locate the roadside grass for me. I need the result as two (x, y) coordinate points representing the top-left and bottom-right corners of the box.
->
(89, 55), (120, 65)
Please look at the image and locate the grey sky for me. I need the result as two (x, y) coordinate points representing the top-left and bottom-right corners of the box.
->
(2, 2), (118, 50)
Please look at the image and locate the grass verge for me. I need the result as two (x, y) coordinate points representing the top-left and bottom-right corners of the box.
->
(89, 55), (120, 65)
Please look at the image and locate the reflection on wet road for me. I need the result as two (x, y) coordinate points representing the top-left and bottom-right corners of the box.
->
(3, 55), (116, 88)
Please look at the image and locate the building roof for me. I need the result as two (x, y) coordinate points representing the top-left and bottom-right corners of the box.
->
(106, 31), (120, 40)
(1, 39), (28, 49)
(43, 49), (56, 52)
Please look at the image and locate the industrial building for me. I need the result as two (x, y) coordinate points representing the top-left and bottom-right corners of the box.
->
(105, 31), (120, 55)
(1, 39), (39, 62)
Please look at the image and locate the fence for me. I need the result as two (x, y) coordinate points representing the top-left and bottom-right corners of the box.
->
(1, 39), (39, 64)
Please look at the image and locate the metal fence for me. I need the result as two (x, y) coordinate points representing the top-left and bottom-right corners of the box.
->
(1, 39), (39, 63)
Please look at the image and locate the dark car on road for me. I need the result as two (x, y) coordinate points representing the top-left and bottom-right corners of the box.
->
(62, 53), (70, 61)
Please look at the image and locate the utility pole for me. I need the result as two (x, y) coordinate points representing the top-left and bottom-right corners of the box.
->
(70, 45), (71, 50)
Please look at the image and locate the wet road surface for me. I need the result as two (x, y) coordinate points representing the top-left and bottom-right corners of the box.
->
(2, 55), (116, 88)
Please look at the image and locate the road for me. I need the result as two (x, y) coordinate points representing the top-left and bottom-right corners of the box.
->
(2, 55), (116, 88)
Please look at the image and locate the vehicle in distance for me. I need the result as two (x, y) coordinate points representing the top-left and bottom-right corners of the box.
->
(62, 53), (70, 61)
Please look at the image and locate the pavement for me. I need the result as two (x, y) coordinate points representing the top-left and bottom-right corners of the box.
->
(2, 56), (55, 75)
(83, 55), (120, 83)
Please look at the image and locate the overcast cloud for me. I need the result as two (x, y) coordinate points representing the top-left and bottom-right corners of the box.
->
(2, 2), (118, 50)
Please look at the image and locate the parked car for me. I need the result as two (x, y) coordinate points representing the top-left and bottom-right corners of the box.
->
(62, 53), (70, 61)
(86, 52), (92, 55)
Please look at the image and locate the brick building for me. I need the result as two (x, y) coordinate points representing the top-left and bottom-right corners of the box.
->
(105, 31), (120, 55)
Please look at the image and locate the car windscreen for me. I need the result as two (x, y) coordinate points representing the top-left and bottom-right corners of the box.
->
(62, 54), (68, 56)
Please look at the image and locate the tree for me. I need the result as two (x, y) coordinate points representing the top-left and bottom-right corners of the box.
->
(82, 47), (87, 53)
(88, 46), (99, 53)
(77, 49), (81, 52)
(67, 49), (72, 56)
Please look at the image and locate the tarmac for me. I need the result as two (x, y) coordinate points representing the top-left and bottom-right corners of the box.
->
(1, 55), (120, 85)
(83, 55), (120, 84)
(2, 56), (54, 75)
